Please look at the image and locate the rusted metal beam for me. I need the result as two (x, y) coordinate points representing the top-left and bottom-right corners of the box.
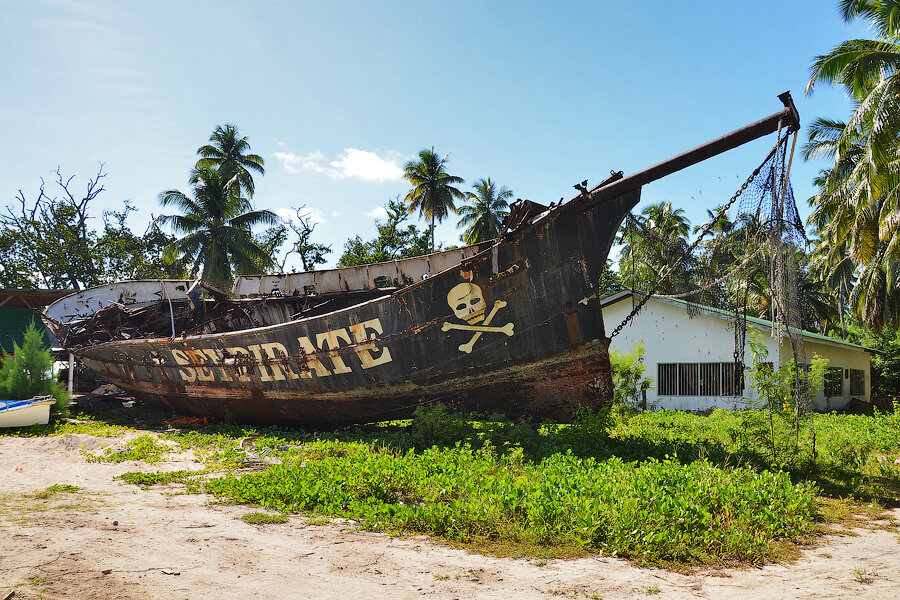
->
(585, 92), (800, 205)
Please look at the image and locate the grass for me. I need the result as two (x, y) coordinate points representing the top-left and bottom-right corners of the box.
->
(240, 511), (288, 524)
(7, 402), (900, 569)
(31, 483), (80, 498)
(115, 470), (204, 489)
(85, 434), (171, 463)
(0, 413), (131, 438)
(0, 485), (103, 523)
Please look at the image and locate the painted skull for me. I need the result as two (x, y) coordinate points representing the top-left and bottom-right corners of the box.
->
(447, 282), (486, 324)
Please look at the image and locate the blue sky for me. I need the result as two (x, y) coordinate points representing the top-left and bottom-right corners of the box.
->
(0, 1), (870, 271)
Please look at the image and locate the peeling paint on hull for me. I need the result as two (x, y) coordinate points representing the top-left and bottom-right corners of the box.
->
(73, 188), (638, 426)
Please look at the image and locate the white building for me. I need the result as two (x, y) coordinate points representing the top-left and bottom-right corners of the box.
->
(601, 291), (872, 412)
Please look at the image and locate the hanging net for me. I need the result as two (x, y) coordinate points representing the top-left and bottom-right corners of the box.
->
(613, 126), (811, 412)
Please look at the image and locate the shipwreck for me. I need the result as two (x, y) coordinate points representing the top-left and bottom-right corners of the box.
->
(43, 93), (800, 426)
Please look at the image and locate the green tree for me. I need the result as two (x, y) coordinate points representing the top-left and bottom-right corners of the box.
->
(159, 166), (279, 291)
(337, 198), (431, 267)
(403, 148), (466, 253)
(805, 1), (900, 331)
(0, 166), (106, 289)
(610, 341), (653, 412)
(195, 124), (265, 198)
(0, 165), (181, 289)
(0, 321), (68, 416)
(744, 330), (828, 469)
(806, 0), (900, 180)
(457, 178), (512, 244)
(617, 201), (694, 294)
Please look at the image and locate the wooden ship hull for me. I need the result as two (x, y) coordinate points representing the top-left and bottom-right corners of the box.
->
(43, 94), (799, 426)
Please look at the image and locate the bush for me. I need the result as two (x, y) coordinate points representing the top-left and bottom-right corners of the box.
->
(410, 403), (472, 448)
(0, 321), (69, 417)
(610, 341), (653, 412)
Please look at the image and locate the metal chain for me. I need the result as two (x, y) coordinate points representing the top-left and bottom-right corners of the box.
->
(653, 244), (766, 299)
(609, 138), (786, 339)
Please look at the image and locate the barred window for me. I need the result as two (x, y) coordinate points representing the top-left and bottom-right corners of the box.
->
(824, 367), (843, 397)
(678, 363), (699, 395)
(849, 369), (865, 395)
(658, 363), (678, 395)
(657, 363), (744, 397)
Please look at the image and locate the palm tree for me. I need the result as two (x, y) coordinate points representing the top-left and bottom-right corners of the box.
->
(806, 1), (900, 167)
(196, 124), (266, 198)
(159, 166), (279, 291)
(617, 201), (693, 294)
(457, 178), (512, 244)
(403, 147), (466, 253)
(805, 1), (900, 330)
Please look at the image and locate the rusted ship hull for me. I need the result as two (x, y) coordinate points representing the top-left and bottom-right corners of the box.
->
(45, 94), (800, 427)
(65, 186), (640, 426)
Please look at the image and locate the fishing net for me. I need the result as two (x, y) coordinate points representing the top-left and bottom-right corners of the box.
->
(614, 127), (811, 412)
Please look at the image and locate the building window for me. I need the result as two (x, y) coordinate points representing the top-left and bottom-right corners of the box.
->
(824, 367), (843, 397)
(658, 363), (678, 395)
(678, 363), (699, 395)
(657, 362), (744, 397)
(849, 369), (865, 395)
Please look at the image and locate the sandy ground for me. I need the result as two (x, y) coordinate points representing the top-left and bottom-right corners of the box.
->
(1, 433), (899, 600)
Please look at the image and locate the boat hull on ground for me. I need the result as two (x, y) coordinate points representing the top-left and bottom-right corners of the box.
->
(74, 189), (641, 427)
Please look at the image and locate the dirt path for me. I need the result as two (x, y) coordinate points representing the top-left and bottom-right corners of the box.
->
(1, 434), (898, 600)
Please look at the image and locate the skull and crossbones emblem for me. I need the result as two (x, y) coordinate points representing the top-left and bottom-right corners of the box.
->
(441, 282), (514, 353)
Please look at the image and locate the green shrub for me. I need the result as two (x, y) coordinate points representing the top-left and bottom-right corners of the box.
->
(610, 341), (653, 412)
(0, 321), (68, 417)
(410, 403), (473, 447)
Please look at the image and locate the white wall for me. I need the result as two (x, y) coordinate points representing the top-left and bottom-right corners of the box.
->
(602, 297), (871, 412)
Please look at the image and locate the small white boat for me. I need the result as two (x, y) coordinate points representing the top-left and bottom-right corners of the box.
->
(0, 396), (56, 427)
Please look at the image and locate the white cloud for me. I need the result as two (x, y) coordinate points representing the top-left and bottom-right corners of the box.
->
(274, 206), (326, 225)
(272, 151), (328, 175)
(273, 148), (404, 182)
(329, 149), (404, 182)
(364, 206), (388, 220)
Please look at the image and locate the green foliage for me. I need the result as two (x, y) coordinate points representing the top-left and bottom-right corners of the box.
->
(283, 206), (331, 271)
(206, 441), (817, 565)
(0, 321), (68, 416)
(743, 330), (828, 468)
(240, 511), (288, 524)
(49, 403), (900, 566)
(87, 434), (169, 463)
(457, 178), (511, 244)
(45, 484), (79, 493)
(31, 483), (80, 499)
(337, 198), (431, 268)
(840, 319), (900, 395)
(597, 260), (624, 298)
(99, 203), (187, 281)
(159, 164), (279, 291)
(0, 166), (191, 289)
(610, 341), (653, 411)
(195, 123), (265, 198)
(403, 147), (466, 253)
(617, 201), (694, 294)
(115, 470), (203, 488)
(805, 2), (900, 331)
